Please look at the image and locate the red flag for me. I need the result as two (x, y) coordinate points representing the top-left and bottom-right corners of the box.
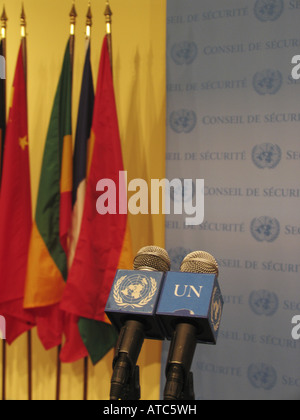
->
(0, 45), (35, 343)
(61, 36), (133, 363)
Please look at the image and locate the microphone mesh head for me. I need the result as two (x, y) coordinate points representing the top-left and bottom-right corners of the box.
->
(133, 246), (171, 272)
(180, 251), (219, 276)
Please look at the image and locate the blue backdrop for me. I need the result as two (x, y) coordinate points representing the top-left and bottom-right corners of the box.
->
(162, 0), (300, 400)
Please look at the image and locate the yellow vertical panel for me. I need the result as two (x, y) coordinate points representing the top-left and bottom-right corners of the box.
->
(111, 0), (166, 401)
(112, 0), (167, 252)
(1, 0), (166, 400)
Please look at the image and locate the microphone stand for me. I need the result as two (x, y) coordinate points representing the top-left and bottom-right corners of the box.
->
(110, 320), (144, 400)
(164, 369), (195, 400)
(163, 323), (196, 401)
(116, 365), (141, 400)
(182, 372), (195, 400)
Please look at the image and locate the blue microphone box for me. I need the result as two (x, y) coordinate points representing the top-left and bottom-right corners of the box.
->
(156, 272), (224, 344)
(105, 269), (166, 340)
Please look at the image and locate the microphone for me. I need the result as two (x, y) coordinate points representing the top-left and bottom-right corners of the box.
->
(105, 245), (171, 400)
(156, 251), (223, 400)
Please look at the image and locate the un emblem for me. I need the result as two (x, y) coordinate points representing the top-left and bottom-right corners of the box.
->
(113, 274), (157, 309)
(253, 69), (282, 95)
(252, 143), (282, 169)
(171, 41), (198, 65)
(254, 0), (284, 22)
(250, 216), (280, 242)
(248, 363), (277, 390)
(211, 287), (222, 332)
(170, 110), (197, 134)
(249, 290), (279, 316)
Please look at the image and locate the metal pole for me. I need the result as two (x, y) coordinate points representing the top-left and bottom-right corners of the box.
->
(20, 3), (32, 401)
(104, 0), (113, 72)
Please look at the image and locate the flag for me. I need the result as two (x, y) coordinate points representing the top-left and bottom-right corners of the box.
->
(59, 41), (94, 363)
(61, 35), (133, 364)
(0, 44), (35, 343)
(24, 40), (73, 349)
(68, 41), (94, 268)
(0, 39), (6, 187)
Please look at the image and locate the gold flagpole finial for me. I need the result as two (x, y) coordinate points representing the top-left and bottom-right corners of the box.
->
(1, 6), (8, 40)
(69, 2), (77, 36)
(69, 2), (77, 72)
(104, 0), (112, 35)
(86, 2), (92, 39)
(20, 3), (26, 38)
(104, 0), (113, 71)
(20, 3), (27, 90)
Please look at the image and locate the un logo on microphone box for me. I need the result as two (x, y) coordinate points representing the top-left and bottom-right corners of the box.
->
(156, 272), (223, 344)
(105, 270), (166, 340)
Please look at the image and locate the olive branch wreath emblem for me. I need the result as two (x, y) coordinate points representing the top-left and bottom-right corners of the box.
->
(113, 275), (157, 308)
(211, 287), (222, 332)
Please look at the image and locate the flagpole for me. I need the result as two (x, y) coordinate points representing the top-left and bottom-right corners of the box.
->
(55, 3), (77, 401)
(104, 0), (113, 72)
(69, 1), (77, 72)
(21, 4), (31, 401)
(104, 0), (120, 378)
(86, 2), (92, 42)
(0, 5), (7, 402)
(20, 4), (27, 91)
(55, 346), (61, 401)
(103, 1), (121, 392)
(1, 6), (7, 59)
(82, 2), (92, 402)
(0, 6), (7, 184)
(0, 6), (6, 99)
(20, 4), (32, 402)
